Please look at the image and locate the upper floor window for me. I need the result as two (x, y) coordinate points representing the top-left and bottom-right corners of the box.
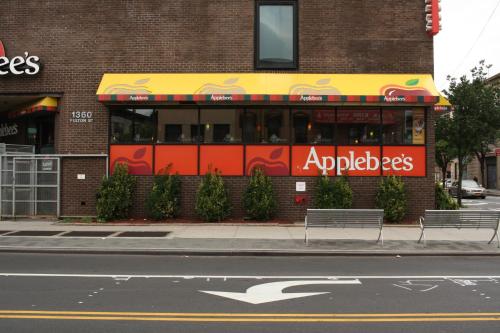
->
(255, 1), (297, 69)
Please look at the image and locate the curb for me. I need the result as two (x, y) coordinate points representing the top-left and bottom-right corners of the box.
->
(1, 247), (499, 256)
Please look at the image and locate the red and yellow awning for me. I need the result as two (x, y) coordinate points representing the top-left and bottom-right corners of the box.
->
(434, 95), (452, 112)
(97, 73), (440, 104)
(8, 97), (58, 119)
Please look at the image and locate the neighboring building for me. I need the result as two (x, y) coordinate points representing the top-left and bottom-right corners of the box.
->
(462, 72), (500, 190)
(0, 0), (442, 221)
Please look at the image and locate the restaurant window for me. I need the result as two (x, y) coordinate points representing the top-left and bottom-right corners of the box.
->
(292, 109), (335, 144)
(190, 124), (205, 143)
(200, 109), (243, 144)
(382, 108), (425, 145)
(157, 108), (198, 143)
(111, 108), (155, 143)
(336, 108), (381, 145)
(243, 108), (290, 144)
(255, 1), (297, 69)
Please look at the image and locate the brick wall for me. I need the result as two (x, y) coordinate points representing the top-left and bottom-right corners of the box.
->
(60, 157), (107, 216)
(0, 0), (435, 220)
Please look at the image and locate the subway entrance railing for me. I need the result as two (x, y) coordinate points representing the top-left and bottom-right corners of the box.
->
(0, 144), (60, 219)
(0, 144), (109, 220)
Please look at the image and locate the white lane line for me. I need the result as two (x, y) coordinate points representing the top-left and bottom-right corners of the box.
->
(1, 273), (500, 279)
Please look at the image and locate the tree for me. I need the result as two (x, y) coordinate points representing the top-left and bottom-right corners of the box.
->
(443, 61), (500, 206)
(435, 115), (456, 182)
(470, 63), (500, 187)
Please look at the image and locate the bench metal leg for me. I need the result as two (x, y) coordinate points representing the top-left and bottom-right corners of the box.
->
(417, 229), (426, 247)
(488, 229), (499, 248)
(417, 229), (424, 243)
(377, 226), (383, 246)
(304, 216), (308, 246)
(417, 217), (426, 246)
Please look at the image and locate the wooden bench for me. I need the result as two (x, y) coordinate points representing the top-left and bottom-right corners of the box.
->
(304, 209), (384, 245)
(418, 210), (500, 247)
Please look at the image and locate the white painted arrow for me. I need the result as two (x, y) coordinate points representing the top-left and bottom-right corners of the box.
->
(200, 279), (361, 304)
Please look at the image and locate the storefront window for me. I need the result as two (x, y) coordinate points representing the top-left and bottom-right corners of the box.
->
(336, 108), (380, 145)
(243, 109), (290, 144)
(111, 108), (155, 143)
(200, 109), (243, 143)
(292, 109), (335, 144)
(382, 108), (425, 144)
(157, 108), (198, 143)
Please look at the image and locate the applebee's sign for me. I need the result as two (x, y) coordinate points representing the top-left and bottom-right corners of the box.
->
(292, 146), (426, 177)
(0, 40), (41, 76)
(304, 147), (413, 175)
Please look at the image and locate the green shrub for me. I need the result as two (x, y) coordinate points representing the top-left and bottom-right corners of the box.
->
(375, 176), (407, 223)
(435, 183), (459, 210)
(146, 168), (181, 220)
(313, 175), (353, 209)
(195, 167), (231, 222)
(96, 163), (136, 221)
(243, 167), (277, 221)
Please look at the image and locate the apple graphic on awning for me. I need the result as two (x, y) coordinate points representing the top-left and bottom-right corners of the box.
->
(380, 79), (431, 96)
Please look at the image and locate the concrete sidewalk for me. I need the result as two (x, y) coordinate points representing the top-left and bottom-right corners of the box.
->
(0, 220), (498, 255)
(487, 188), (500, 196)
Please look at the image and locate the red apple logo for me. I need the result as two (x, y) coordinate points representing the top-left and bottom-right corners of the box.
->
(0, 40), (5, 57)
(112, 147), (152, 175)
(246, 147), (289, 176)
(380, 79), (431, 96)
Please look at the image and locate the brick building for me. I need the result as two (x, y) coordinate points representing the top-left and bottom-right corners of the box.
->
(0, 0), (441, 221)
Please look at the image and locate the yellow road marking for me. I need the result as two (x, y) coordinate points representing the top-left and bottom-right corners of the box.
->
(0, 315), (500, 323)
(0, 311), (499, 323)
(1, 310), (500, 317)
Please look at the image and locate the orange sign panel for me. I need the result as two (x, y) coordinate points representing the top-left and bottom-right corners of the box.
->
(246, 146), (290, 176)
(292, 146), (335, 176)
(155, 145), (198, 176)
(199, 145), (244, 176)
(110, 145), (153, 175)
(382, 146), (426, 177)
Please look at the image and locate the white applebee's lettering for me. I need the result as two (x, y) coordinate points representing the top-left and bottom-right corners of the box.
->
(0, 123), (18, 137)
(303, 147), (414, 175)
(0, 52), (41, 76)
(211, 95), (232, 101)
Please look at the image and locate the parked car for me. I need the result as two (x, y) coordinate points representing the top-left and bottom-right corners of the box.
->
(448, 180), (486, 199)
(444, 179), (453, 189)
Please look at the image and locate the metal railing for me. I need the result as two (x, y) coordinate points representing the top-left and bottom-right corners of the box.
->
(0, 144), (108, 219)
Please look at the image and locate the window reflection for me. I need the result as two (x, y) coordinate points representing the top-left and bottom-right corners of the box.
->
(259, 5), (294, 64)
(292, 109), (335, 144)
(200, 109), (243, 143)
(111, 108), (155, 143)
(336, 109), (380, 145)
(109, 107), (425, 146)
(382, 108), (425, 144)
(256, 2), (297, 69)
(243, 109), (289, 144)
(157, 109), (198, 143)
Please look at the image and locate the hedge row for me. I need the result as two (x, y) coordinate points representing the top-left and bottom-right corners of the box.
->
(96, 164), (455, 223)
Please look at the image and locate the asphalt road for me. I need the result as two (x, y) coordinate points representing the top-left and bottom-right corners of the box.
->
(462, 195), (500, 210)
(1, 254), (500, 332)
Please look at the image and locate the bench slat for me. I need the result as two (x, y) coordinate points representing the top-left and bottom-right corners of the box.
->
(421, 210), (500, 230)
